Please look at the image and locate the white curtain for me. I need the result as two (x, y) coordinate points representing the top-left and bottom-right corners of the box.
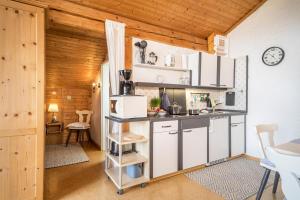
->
(105, 20), (125, 95)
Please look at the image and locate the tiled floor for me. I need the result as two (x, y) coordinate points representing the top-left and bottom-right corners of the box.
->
(45, 143), (284, 200)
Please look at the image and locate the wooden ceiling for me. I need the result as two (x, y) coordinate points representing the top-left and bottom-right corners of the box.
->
(67, 0), (265, 38)
(46, 30), (107, 88)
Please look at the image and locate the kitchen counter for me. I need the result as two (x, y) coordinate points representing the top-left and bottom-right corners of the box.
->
(106, 110), (247, 123)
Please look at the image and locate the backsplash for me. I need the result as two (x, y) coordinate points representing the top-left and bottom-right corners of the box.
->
(135, 56), (248, 112)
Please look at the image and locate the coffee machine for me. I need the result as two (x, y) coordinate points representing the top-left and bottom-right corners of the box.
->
(119, 69), (134, 95)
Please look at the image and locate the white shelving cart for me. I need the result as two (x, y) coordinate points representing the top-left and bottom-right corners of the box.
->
(105, 116), (150, 195)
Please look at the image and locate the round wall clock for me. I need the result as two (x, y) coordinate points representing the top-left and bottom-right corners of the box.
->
(262, 46), (285, 66)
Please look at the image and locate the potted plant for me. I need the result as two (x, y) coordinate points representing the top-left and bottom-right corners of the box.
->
(148, 97), (161, 116)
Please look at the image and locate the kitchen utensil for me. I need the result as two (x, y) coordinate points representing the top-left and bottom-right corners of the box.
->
(134, 40), (148, 63)
(110, 141), (134, 156)
(127, 164), (143, 178)
(147, 52), (158, 65)
(168, 102), (182, 115)
(188, 109), (200, 115)
(147, 111), (157, 116)
(158, 110), (167, 117)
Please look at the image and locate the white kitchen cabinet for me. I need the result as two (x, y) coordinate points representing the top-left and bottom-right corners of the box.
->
(209, 117), (229, 162)
(182, 127), (207, 169)
(200, 52), (218, 87)
(231, 115), (245, 157)
(220, 57), (235, 88)
(153, 121), (178, 178)
(187, 53), (200, 86)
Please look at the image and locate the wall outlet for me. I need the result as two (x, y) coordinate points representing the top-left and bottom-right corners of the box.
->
(67, 96), (72, 100)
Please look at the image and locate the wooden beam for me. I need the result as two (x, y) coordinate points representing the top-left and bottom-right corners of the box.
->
(224, 0), (267, 35)
(47, 9), (105, 39)
(16, 0), (207, 51)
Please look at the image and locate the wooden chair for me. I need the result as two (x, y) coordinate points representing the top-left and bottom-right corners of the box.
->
(66, 110), (93, 147)
(256, 124), (280, 200)
(267, 147), (300, 200)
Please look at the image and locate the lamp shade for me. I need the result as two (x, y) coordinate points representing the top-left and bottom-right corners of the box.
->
(48, 103), (59, 113)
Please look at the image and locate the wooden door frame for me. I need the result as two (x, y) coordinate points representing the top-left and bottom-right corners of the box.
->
(0, 1), (45, 199)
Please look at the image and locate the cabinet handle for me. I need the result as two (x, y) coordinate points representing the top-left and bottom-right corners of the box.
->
(169, 131), (178, 135)
(162, 125), (171, 128)
(220, 84), (227, 87)
(231, 124), (238, 127)
(209, 84), (217, 86)
(183, 130), (192, 133)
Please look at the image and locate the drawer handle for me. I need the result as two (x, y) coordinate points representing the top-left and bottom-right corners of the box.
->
(169, 131), (177, 135)
(209, 84), (217, 86)
(220, 84), (227, 86)
(162, 125), (172, 128)
(231, 124), (238, 127)
(183, 130), (192, 133)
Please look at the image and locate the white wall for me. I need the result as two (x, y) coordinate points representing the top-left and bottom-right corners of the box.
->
(91, 71), (101, 147)
(228, 0), (300, 157)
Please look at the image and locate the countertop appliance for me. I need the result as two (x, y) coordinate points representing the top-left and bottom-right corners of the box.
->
(110, 141), (134, 156)
(110, 95), (147, 119)
(159, 88), (187, 115)
(119, 69), (134, 95)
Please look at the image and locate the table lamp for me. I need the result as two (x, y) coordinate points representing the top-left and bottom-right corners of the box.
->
(48, 103), (59, 123)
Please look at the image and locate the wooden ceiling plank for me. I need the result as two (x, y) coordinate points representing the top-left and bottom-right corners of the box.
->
(224, 0), (267, 35)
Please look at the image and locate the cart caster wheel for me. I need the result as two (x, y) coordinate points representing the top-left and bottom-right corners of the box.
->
(117, 189), (124, 195)
(140, 183), (147, 188)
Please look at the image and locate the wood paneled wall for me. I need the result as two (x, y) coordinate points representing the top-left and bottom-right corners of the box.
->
(45, 30), (104, 144)
(46, 30), (106, 88)
(46, 87), (92, 144)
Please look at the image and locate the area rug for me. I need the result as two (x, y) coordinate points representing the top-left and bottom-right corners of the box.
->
(45, 144), (89, 169)
(185, 158), (275, 200)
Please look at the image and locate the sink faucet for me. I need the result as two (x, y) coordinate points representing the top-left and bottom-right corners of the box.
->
(210, 99), (222, 113)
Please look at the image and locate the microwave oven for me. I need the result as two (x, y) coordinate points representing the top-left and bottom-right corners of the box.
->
(110, 95), (147, 119)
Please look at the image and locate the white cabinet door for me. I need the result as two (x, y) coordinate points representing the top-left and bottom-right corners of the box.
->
(188, 53), (200, 86)
(200, 52), (218, 87)
(220, 57), (234, 88)
(153, 131), (178, 178)
(183, 127), (207, 169)
(209, 117), (229, 162)
(231, 123), (245, 156)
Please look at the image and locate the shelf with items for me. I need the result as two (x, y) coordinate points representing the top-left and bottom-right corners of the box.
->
(108, 132), (148, 145)
(104, 117), (150, 194)
(106, 151), (148, 167)
(105, 167), (149, 190)
(133, 63), (190, 72)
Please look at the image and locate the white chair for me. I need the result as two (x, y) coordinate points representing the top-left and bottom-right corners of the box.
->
(256, 124), (280, 200)
(66, 110), (93, 147)
(266, 147), (300, 200)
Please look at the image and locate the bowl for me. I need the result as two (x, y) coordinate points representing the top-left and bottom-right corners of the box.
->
(147, 111), (157, 116)
(158, 111), (167, 117)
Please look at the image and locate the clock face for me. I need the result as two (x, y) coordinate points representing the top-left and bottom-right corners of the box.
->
(262, 47), (285, 66)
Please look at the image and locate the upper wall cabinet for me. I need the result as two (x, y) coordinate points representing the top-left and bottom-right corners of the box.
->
(200, 52), (218, 87)
(187, 52), (235, 88)
(220, 57), (235, 88)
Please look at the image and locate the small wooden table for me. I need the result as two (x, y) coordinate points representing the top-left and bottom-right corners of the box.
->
(275, 138), (300, 156)
(46, 122), (64, 135)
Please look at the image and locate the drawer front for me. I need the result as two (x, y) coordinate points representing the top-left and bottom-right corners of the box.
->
(181, 118), (210, 129)
(231, 115), (245, 124)
(153, 120), (178, 133)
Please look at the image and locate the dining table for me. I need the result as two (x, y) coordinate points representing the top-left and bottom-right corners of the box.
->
(275, 138), (300, 156)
